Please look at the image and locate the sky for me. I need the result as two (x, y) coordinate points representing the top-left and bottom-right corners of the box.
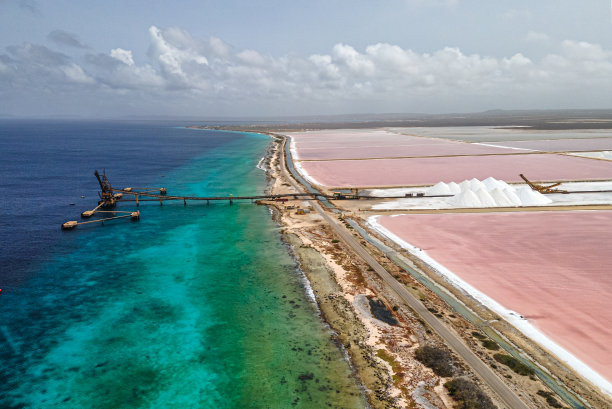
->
(1, 0), (612, 118)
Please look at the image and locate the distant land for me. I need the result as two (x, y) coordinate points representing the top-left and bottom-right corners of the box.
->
(184, 108), (612, 131)
(4, 109), (612, 130)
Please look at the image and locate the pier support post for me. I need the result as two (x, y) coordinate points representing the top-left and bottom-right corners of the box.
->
(207, 200), (209, 205)
(230, 199), (233, 205)
(184, 198), (186, 206)
(159, 198), (163, 206)
(136, 195), (139, 207)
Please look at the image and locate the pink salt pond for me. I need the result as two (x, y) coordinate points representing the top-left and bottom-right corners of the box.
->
(298, 153), (612, 187)
(289, 130), (512, 160)
(376, 210), (612, 384)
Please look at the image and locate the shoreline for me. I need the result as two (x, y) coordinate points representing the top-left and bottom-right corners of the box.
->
(260, 134), (512, 408)
(260, 136), (400, 408)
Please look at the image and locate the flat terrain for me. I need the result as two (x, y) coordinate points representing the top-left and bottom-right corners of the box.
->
(290, 128), (612, 188)
(392, 127), (612, 143)
(289, 129), (513, 160)
(375, 210), (612, 387)
(297, 153), (612, 187)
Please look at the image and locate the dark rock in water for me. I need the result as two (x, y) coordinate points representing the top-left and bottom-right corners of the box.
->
(298, 372), (314, 381)
(368, 298), (398, 325)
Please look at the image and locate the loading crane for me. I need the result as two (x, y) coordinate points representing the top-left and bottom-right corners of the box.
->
(94, 169), (117, 208)
(519, 174), (568, 194)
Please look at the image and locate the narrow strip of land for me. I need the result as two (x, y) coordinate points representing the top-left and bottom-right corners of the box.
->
(279, 137), (530, 409)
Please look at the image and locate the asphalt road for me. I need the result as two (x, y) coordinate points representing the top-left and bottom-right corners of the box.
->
(279, 139), (530, 409)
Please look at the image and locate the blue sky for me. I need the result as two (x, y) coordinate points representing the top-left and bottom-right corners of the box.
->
(1, 0), (612, 118)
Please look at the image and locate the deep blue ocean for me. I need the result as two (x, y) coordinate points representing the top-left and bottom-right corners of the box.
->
(0, 121), (365, 408)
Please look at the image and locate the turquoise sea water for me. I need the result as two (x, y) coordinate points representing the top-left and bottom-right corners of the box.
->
(0, 123), (366, 408)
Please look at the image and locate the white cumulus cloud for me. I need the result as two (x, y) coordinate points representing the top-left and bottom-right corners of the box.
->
(3, 25), (612, 116)
(110, 48), (134, 66)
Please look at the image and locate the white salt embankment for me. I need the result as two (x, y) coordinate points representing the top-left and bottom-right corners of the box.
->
(570, 151), (612, 160)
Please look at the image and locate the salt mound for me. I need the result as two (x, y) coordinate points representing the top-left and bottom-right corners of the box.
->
(482, 177), (501, 191)
(475, 188), (497, 207)
(448, 182), (461, 194)
(447, 190), (482, 207)
(469, 178), (487, 192)
(503, 187), (522, 206)
(459, 180), (472, 192)
(498, 180), (514, 192)
(445, 177), (555, 208)
(489, 188), (515, 207)
(426, 182), (452, 195)
(516, 187), (553, 205)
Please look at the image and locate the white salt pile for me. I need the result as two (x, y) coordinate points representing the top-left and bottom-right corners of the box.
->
(443, 177), (555, 208)
(475, 188), (497, 207)
(448, 182), (461, 194)
(503, 187), (522, 206)
(489, 188), (515, 207)
(426, 182), (453, 195)
(515, 186), (553, 205)
(482, 176), (511, 191)
(447, 190), (482, 207)
(423, 177), (557, 208)
(482, 176), (500, 191)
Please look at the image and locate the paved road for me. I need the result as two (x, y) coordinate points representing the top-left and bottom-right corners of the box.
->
(279, 139), (530, 409)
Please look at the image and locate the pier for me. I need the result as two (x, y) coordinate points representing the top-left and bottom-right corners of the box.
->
(62, 170), (340, 229)
(62, 170), (612, 230)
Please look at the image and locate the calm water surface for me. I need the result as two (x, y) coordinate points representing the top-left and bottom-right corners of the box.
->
(0, 121), (366, 408)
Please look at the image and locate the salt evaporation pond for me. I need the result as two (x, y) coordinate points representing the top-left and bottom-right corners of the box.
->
(296, 154), (612, 187)
(288, 130), (512, 160)
(372, 210), (612, 395)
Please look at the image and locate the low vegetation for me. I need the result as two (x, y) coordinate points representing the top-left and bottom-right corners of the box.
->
(537, 390), (565, 408)
(472, 331), (486, 340)
(493, 353), (534, 376)
(481, 340), (500, 350)
(376, 349), (403, 381)
(414, 345), (455, 377)
(444, 377), (497, 409)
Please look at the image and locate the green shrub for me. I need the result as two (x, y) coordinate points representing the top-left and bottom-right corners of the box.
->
(471, 331), (486, 340)
(493, 353), (534, 376)
(537, 390), (564, 408)
(482, 340), (500, 351)
(415, 346), (455, 377)
(444, 377), (497, 409)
